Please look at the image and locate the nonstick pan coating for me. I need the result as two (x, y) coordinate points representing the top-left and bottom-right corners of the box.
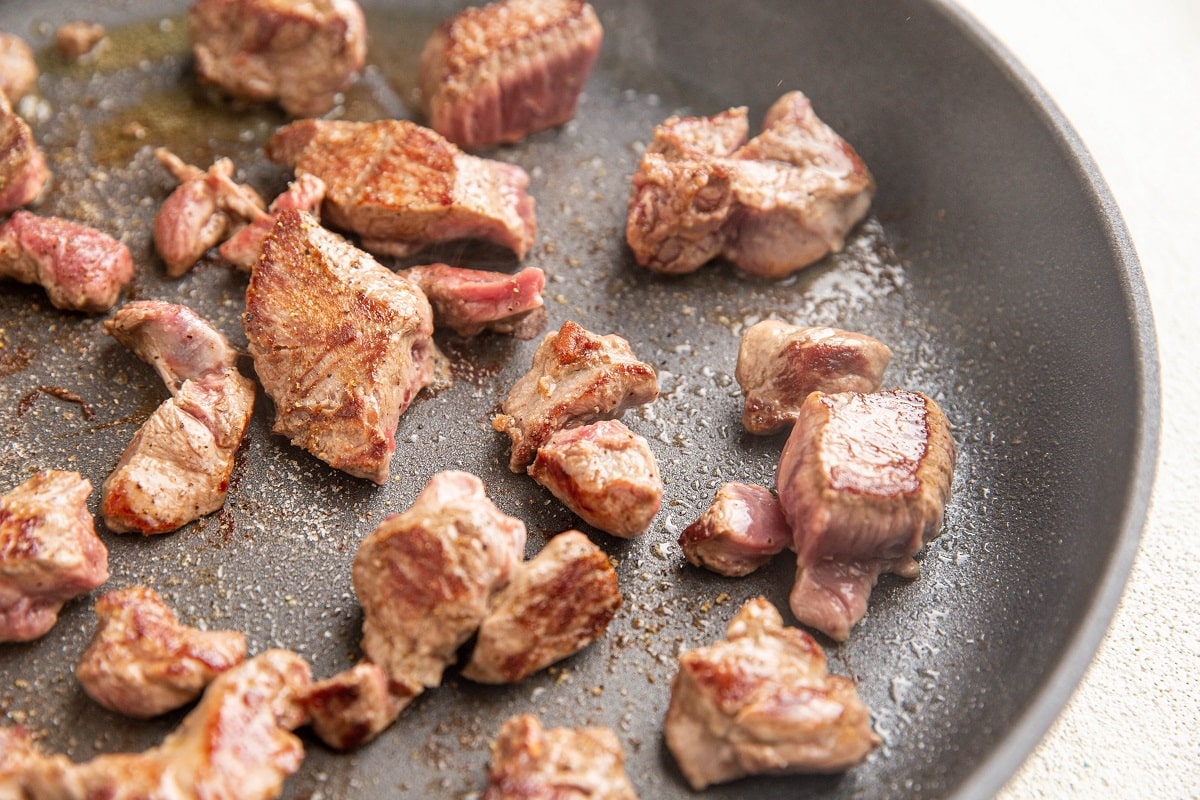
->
(0, 1), (1158, 798)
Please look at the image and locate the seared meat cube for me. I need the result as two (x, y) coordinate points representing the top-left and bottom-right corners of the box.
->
(776, 390), (955, 641)
(76, 586), (247, 718)
(189, 0), (367, 117)
(528, 420), (662, 538)
(300, 662), (419, 751)
(665, 598), (879, 790)
(0, 211), (134, 312)
(493, 321), (659, 472)
(679, 483), (790, 577)
(55, 21), (107, 61)
(244, 210), (435, 484)
(400, 263), (546, 339)
(0, 471), (108, 643)
(463, 530), (620, 684)
(0, 32), (38, 103)
(736, 321), (892, 435)
(266, 118), (537, 259)
(12, 650), (311, 800)
(352, 471), (527, 689)
(101, 301), (255, 534)
(484, 714), (638, 800)
(0, 92), (46, 214)
(219, 173), (326, 271)
(419, 0), (603, 148)
(626, 91), (874, 278)
(153, 148), (267, 277)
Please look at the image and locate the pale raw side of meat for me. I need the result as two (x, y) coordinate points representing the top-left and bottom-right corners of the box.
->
(219, 173), (326, 271)
(101, 302), (255, 534)
(463, 530), (620, 684)
(483, 714), (639, 800)
(419, 0), (603, 148)
(776, 390), (956, 641)
(0, 211), (133, 312)
(75, 586), (247, 718)
(244, 210), (435, 484)
(527, 420), (662, 538)
(189, 0), (367, 117)
(0, 32), (38, 103)
(736, 321), (892, 435)
(493, 321), (659, 472)
(266, 118), (537, 259)
(300, 661), (419, 751)
(400, 263), (546, 339)
(0, 92), (46, 214)
(679, 482), (791, 577)
(11, 650), (312, 800)
(664, 598), (879, 790)
(0, 471), (108, 643)
(351, 471), (527, 689)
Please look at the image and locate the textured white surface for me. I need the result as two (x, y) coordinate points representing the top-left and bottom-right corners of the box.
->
(952, 0), (1200, 797)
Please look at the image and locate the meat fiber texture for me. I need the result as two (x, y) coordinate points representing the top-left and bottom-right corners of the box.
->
(679, 482), (791, 577)
(0, 92), (47, 214)
(101, 301), (255, 534)
(351, 471), (527, 690)
(0, 211), (133, 312)
(0, 471), (109, 643)
(300, 661), (418, 751)
(776, 390), (956, 641)
(244, 209), (435, 484)
(400, 263), (546, 338)
(189, 0), (367, 117)
(266, 118), (536, 259)
(664, 598), (879, 790)
(419, 0), (603, 148)
(627, 91), (875, 278)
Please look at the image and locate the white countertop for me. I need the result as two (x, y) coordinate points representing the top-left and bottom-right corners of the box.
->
(951, 1), (1200, 796)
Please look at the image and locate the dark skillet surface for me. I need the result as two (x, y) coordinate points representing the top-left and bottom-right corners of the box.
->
(0, 1), (1158, 798)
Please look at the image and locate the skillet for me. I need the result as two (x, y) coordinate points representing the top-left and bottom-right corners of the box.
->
(0, 1), (1159, 797)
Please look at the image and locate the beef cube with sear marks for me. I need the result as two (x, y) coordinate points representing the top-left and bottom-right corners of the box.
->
(484, 714), (638, 800)
(0, 92), (46, 214)
(300, 661), (420, 751)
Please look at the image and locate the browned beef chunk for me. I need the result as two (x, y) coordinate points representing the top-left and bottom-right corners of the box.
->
(0, 32), (38, 103)
(0, 92), (46, 214)
(484, 714), (639, 800)
(0, 471), (108, 643)
(400, 263), (547, 339)
(267, 118), (537, 259)
(664, 598), (879, 790)
(463, 530), (620, 684)
(101, 302), (255, 534)
(351, 471), (527, 689)
(776, 390), (955, 641)
(419, 0), (603, 148)
(493, 321), (659, 472)
(244, 210), (435, 484)
(300, 662), (419, 751)
(528, 420), (662, 538)
(736, 321), (892, 435)
(76, 586), (247, 718)
(189, 0), (367, 117)
(679, 483), (791, 577)
(218, 173), (326, 271)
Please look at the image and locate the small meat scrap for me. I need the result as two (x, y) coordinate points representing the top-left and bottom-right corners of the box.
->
(679, 483), (790, 577)
(153, 148), (267, 277)
(352, 471), (527, 689)
(736, 321), (892, 435)
(776, 390), (956, 641)
(301, 661), (420, 751)
(101, 301), (255, 534)
(244, 210), (435, 484)
(219, 173), (327, 271)
(627, 91), (874, 278)
(0, 92), (48, 214)
(76, 586), (247, 718)
(267, 118), (537, 259)
(419, 0), (603, 148)
(8, 650), (311, 800)
(189, 0), (367, 117)
(463, 530), (620, 684)
(400, 263), (546, 339)
(55, 21), (107, 61)
(484, 714), (638, 800)
(0, 31), (38, 103)
(0, 471), (109, 643)
(528, 420), (662, 538)
(664, 598), (879, 790)
(493, 321), (658, 472)
(0, 211), (134, 312)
